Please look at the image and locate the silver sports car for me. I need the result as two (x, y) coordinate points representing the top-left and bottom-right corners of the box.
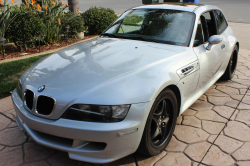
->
(12, 3), (239, 164)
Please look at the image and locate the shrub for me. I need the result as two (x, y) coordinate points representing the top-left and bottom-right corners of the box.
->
(6, 1), (82, 47)
(61, 11), (85, 38)
(6, 5), (45, 51)
(0, 0), (18, 38)
(82, 6), (117, 35)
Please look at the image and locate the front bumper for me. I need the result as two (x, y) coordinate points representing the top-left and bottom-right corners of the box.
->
(12, 89), (151, 163)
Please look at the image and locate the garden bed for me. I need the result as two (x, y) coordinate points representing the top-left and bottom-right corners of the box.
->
(1, 35), (97, 60)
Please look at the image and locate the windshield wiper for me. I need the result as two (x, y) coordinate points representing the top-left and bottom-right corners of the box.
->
(100, 33), (118, 38)
(101, 34), (162, 43)
(122, 36), (158, 43)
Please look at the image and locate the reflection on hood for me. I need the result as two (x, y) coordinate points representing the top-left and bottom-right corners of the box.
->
(25, 37), (185, 97)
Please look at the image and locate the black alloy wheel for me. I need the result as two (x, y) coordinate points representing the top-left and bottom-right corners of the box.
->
(151, 99), (173, 147)
(222, 45), (238, 80)
(137, 88), (178, 156)
(230, 51), (237, 75)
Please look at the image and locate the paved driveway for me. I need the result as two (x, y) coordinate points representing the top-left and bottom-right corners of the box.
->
(0, 49), (250, 166)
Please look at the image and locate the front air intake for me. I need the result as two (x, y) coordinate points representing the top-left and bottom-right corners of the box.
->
(24, 90), (34, 110)
(36, 96), (55, 115)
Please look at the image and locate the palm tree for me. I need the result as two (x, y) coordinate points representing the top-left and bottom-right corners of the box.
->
(68, 0), (79, 13)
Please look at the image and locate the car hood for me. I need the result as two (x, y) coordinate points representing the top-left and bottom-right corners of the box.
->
(23, 37), (190, 106)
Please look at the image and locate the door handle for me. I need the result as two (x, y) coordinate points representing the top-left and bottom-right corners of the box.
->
(221, 44), (225, 49)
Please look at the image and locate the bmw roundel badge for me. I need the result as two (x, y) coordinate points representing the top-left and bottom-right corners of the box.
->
(38, 85), (45, 92)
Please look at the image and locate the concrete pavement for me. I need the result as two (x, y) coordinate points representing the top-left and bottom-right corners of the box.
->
(201, 0), (250, 23)
(229, 22), (250, 50)
(1, 49), (250, 165)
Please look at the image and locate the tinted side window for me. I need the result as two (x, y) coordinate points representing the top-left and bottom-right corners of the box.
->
(214, 10), (228, 34)
(201, 11), (217, 39)
(203, 12), (211, 21)
(194, 20), (204, 47)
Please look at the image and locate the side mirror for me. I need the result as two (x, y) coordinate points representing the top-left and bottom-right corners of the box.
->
(206, 35), (222, 50)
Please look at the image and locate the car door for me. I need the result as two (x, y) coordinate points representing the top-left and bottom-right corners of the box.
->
(193, 11), (226, 89)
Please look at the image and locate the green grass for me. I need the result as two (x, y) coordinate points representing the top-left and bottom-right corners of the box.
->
(0, 53), (53, 99)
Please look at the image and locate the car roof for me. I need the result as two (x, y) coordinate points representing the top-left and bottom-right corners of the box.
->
(132, 3), (218, 13)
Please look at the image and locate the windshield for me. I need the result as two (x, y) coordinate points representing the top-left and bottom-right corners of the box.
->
(103, 9), (195, 46)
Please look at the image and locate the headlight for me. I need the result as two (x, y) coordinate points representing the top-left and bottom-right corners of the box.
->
(17, 80), (22, 99)
(61, 104), (131, 122)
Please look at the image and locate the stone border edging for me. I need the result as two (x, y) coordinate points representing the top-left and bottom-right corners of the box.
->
(0, 36), (98, 64)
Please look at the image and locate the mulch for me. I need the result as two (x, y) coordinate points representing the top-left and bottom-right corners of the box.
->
(0, 35), (97, 60)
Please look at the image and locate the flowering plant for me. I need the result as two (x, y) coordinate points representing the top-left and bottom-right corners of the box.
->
(0, 0), (18, 37)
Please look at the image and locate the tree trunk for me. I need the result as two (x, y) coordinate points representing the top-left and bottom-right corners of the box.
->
(68, 0), (80, 14)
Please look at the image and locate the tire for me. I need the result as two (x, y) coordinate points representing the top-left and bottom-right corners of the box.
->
(221, 45), (238, 80)
(137, 88), (178, 156)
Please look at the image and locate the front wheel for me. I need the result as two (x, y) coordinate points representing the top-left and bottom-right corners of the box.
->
(221, 45), (238, 80)
(137, 88), (178, 156)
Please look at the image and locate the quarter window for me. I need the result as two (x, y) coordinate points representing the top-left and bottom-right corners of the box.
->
(214, 10), (228, 34)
